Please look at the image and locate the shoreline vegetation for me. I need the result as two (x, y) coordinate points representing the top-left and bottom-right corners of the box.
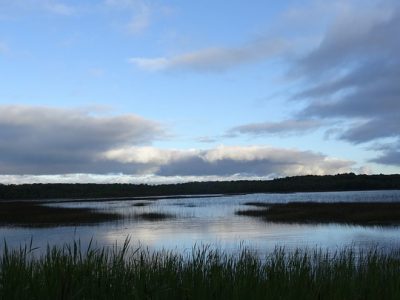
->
(1, 241), (400, 299)
(1, 173), (400, 201)
(237, 202), (400, 226)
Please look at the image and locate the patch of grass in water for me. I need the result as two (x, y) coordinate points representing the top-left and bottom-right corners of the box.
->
(0, 201), (121, 227)
(131, 202), (152, 207)
(237, 201), (400, 226)
(242, 201), (270, 207)
(133, 212), (175, 221)
(1, 240), (400, 299)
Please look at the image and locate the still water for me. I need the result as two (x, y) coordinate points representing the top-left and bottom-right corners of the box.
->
(1, 190), (400, 253)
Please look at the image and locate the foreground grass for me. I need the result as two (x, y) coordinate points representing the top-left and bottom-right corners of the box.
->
(0, 201), (120, 227)
(1, 241), (400, 299)
(237, 201), (400, 226)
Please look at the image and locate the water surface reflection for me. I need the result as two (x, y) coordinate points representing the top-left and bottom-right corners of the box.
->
(1, 190), (400, 254)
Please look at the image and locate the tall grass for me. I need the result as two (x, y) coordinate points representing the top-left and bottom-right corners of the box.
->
(1, 240), (400, 299)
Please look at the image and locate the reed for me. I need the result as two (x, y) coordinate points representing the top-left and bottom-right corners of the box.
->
(1, 240), (400, 299)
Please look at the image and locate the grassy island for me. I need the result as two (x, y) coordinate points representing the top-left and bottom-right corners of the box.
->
(0, 201), (120, 227)
(237, 202), (400, 226)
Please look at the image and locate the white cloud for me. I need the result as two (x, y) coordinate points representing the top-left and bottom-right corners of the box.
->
(42, 1), (75, 15)
(105, 0), (155, 34)
(0, 0), (76, 16)
(129, 57), (169, 71)
(0, 173), (277, 185)
(0, 42), (9, 54)
(102, 145), (355, 177)
(103, 146), (198, 165)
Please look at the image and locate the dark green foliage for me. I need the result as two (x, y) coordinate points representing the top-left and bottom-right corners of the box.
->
(237, 202), (400, 225)
(1, 173), (400, 200)
(1, 241), (400, 299)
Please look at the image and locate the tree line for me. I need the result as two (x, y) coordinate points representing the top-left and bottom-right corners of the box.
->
(1, 173), (399, 200)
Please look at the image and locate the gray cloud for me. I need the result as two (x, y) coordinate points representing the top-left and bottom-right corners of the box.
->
(228, 119), (322, 137)
(130, 38), (288, 72)
(370, 141), (400, 166)
(0, 105), (165, 174)
(290, 2), (400, 166)
(0, 106), (356, 177)
(103, 145), (355, 177)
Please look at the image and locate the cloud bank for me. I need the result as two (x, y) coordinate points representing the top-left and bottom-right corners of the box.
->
(103, 145), (354, 177)
(0, 105), (355, 178)
(0, 105), (164, 174)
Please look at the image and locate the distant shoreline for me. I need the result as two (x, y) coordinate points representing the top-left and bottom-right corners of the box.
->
(1, 173), (399, 201)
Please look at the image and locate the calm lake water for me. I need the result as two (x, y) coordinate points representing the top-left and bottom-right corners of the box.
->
(2, 190), (400, 254)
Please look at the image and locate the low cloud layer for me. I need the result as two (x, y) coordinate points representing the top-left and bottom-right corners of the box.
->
(0, 105), (355, 178)
(103, 145), (355, 177)
(0, 105), (164, 174)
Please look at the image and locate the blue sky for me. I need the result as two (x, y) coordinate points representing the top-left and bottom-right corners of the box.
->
(0, 0), (399, 183)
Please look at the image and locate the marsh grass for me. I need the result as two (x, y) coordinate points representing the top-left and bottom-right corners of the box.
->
(131, 202), (152, 207)
(1, 239), (400, 299)
(133, 212), (175, 221)
(237, 201), (400, 226)
(0, 201), (120, 227)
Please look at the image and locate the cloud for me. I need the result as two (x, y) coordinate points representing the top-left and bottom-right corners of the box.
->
(228, 119), (323, 137)
(294, 3), (399, 129)
(0, 105), (356, 177)
(103, 145), (355, 177)
(286, 1), (400, 167)
(0, 173), (273, 185)
(42, 1), (75, 15)
(0, 105), (165, 174)
(0, 0), (76, 16)
(130, 38), (288, 72)
(105, 0), (155, 34)
(0, 42), (9, 55)
(370, 141), (400, 166)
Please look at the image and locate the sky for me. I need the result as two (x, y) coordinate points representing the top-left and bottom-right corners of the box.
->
(0, 0), (399, 184)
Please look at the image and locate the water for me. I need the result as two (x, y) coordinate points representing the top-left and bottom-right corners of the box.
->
(1, 190), (400, 254)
